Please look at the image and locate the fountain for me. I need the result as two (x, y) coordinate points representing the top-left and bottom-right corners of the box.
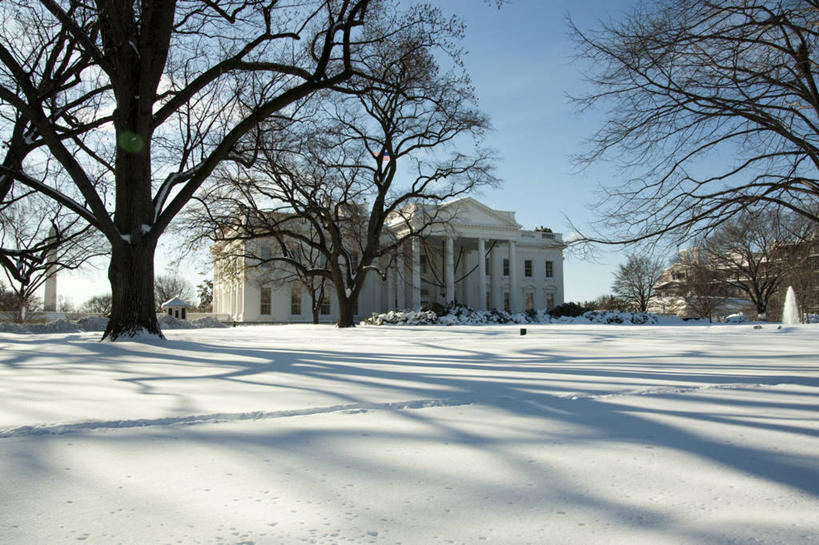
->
(782, 286), (801, 325)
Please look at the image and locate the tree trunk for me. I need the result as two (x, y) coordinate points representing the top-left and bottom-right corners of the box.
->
(17, 298), (26, 323)
(336, 296), (356, 328)
(103, 240), (162, 340)
(309, 288), (321, 324)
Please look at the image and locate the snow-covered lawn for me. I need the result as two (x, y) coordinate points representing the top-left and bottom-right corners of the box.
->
(1, 324), (817, 545)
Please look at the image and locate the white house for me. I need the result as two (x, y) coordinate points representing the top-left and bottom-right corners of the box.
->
(213, 197), (565, 322)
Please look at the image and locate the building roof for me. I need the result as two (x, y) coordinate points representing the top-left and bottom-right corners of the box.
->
(161, 297), (193, 308)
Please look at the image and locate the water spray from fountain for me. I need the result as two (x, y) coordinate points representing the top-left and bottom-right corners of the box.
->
(782, 286), (800, 325)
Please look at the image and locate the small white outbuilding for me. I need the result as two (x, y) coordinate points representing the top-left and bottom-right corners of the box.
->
(161, 297), (192, 320)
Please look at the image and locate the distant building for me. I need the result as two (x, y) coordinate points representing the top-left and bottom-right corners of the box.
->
(212, 197), (566, 322)
(161, 297), (192, 320)
(653, 243), (819, 320)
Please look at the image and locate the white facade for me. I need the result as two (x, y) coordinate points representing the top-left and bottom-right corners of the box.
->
(213, 198), (565, 322)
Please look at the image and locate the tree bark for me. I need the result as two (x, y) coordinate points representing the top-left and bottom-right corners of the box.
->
(336, 296), (356, 328)
(104, 240), (161, 340)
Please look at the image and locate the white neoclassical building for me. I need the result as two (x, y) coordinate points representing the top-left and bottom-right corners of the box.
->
(213, 197), (565, 322)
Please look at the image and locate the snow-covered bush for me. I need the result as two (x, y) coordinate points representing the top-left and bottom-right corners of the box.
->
(191, 316), (228, 328)
(0, 314), (227, 334)
(76, 316), (109, 331)
(28, 319), (82, 333)
(0, 322), (28, 333)
(363, 305), (666, 326)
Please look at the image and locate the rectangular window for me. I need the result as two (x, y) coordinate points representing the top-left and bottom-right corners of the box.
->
(524, 260), (532, 277)
(545, 260), (553, 278)
(546, 293), (555, 311)
(525, 292), (534, 311)
(290, 287), (302, 315)
(320, 290), (331, 315)
(486, 291), (491, 310)
(503, 259), (509, 276)
(350, 252), (359, 271)
(503, 291), (510, 312)
(260, 287), (272, 315)
(420, 254), (427, 274)
(485, 256), (490, 276)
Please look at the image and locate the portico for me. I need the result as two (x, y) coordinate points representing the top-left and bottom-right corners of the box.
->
(388, 197), (565, 314)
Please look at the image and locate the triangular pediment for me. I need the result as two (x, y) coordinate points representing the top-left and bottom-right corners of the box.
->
(441, 197), (521, 230)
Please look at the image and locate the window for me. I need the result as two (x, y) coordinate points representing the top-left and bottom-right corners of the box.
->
(485, 256), (490, 276)
(503, 291), (510, 312)
(503, 258), (509, 276)
(350, 252), (359, 271)
(486, 291), (491, 310)
(524, 260), (532, 277)
(290, 287), (302, 315)
(320, 289), (331, 315)
(546, 293), (555, 311)
(545, 260), (553, 278)
(259, 246), (272, 261)
(420, 254), (427, 274)
(260, 287), (272, 315)
(525, 292), (534, 311)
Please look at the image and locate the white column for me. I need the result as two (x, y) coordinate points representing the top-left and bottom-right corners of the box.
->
(445, 237), (455, 304)
(477, 238), (487, 310)
(490, 243), (501, 310)
(396, 250), (406, 309)
(508, 240), (519, 312)
(238, 281), (246, 320)
(411, 238), (421, 309)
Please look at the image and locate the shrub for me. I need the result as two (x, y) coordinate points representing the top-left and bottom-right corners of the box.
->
(421, 301), (449, 317)
(548, 302), (588, 318)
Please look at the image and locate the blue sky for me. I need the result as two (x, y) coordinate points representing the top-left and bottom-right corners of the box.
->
(444, 0), (641, 301)
(58, 0), (642, 307)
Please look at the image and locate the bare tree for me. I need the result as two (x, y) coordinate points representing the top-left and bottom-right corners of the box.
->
(0, 0), (380, 339)
(0, 193), (104, 321)
(573, 0), (819, 244)
(584, 294), (628, 312)
(699, 209), (811, 319)
(81, 293), (112, 316)
(57, 295), (75, 312)
(192, 4), (496, 327)
(260, 237), (329, 325)
(0, 281), (16, 311)
(611, 253), (665, 312)
(154, 273), (194, 311)
(781, 241), (819, 318)
(677, 254), (726, 322)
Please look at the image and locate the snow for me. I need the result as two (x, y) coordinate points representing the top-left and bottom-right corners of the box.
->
(1, 324), (817, 544)
(366, 307), (689, 326)
(0, 315), (225, 334)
